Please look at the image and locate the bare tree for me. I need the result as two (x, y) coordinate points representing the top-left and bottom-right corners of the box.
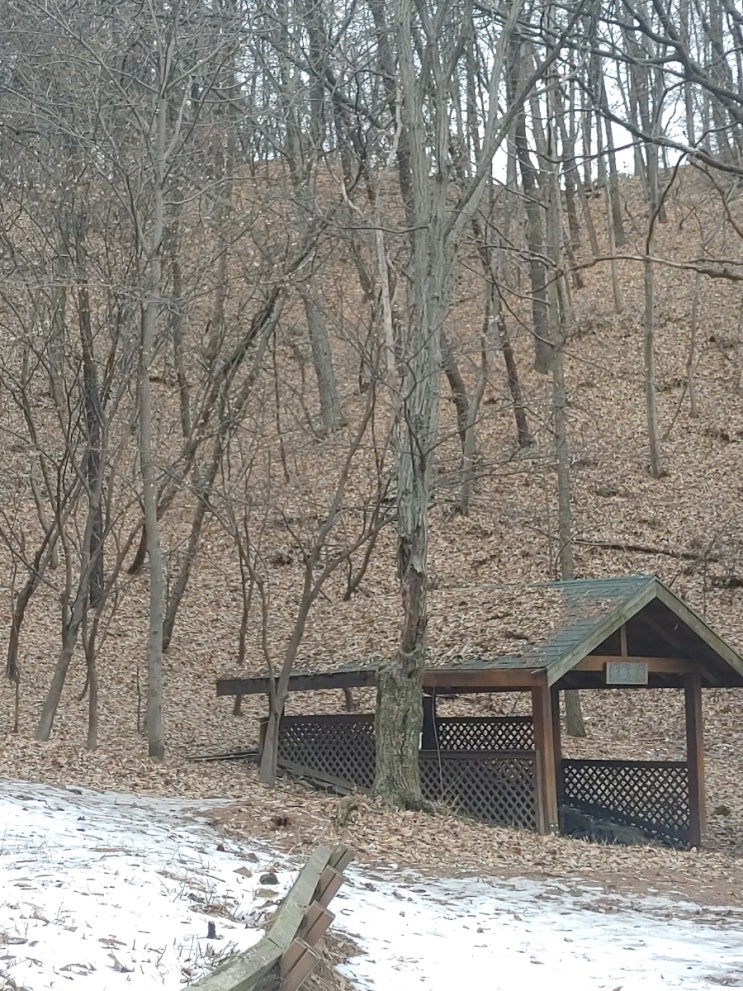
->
(373, 0), (583, 806)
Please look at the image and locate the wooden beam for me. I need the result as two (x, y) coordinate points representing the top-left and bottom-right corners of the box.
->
(575, 655), (694, 675)
(217, 670), (377, 697)
(654, 582), (743, 683)
(188, 844), (353, 991)
(422, 668), (539, 691)
(531, 679), (559, 835)
(684, 674), (706, 847)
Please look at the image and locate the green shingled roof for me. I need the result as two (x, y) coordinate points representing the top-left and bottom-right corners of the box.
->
(330, 574), (743, 687)
(217, 574), (743, 695)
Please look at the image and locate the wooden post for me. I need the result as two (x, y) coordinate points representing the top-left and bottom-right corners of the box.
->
(684, 673), (706, 847)
(421, 693), (437, 750)
(532, 680), (559, 835)
(551, 686), (563, 818)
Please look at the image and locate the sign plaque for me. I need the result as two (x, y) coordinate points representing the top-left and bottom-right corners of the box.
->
(605, 660), (648, 685)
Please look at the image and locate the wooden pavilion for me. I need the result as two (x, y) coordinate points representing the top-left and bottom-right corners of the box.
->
(217, 576), (743, 848)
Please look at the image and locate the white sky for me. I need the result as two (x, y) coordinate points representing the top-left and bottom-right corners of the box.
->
(1, 780), (742, 990)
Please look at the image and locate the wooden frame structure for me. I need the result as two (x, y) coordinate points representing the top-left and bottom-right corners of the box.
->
(217, 576), (743, 847)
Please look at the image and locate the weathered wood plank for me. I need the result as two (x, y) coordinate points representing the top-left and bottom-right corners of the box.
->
(327, 845), (355, 872)
(266, 847), (333, 947)
(279, 941), (320, 991)
(313, 867), (344, 908)
(275, 759), (358, 795)
(299, 903), (334, 946)
(188, 844), (352, 991)
(188, 938), (282, 991)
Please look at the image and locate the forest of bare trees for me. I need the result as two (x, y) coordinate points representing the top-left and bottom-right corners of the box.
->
(0, 0), (741, 805)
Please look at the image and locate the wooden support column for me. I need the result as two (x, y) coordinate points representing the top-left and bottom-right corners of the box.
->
(684, 673), (706, 847)
(551, 686), (563, 812)
(421, 693), (437, 750)
(532, 680), (559, 835)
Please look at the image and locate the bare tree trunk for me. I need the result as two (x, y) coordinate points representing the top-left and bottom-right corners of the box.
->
(36, 506), (98, 740)
(472, 207), (531, 448)
(644, 252), (664, 477)
(544, 82), (585, 738)
(554, 340), (585, 737)
(302, 280), (343, 433)
(509, 37), (552, 373)
(374, 240), (441, 806)
(596, 113), (624, 314)
(75, 218), (105, 609)
(138, 94), (168, 761)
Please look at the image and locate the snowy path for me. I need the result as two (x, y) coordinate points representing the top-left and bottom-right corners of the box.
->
(1, 779), (742, 990)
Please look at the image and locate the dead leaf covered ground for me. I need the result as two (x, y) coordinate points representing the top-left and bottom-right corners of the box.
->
(2, 166), (743, 926)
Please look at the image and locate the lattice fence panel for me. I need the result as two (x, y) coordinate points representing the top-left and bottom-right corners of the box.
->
(420, 753), (537, 830)
(561, 759), (690, 845)
(433, 716), (534, 752)
(276, 716), (538, 831)
(278, 714), (375, 790)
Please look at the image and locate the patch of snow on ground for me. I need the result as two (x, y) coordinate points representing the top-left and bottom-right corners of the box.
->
(1, 779), (743, 990)
(0, 781), (292, 989)
(335, 871), (743, 990)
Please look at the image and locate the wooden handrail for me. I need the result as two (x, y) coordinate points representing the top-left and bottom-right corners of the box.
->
(187, 844), (353, 991)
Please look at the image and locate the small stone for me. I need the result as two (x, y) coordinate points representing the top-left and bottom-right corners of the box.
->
(259, 871), (279, 885)
(256, 887), (280, 900)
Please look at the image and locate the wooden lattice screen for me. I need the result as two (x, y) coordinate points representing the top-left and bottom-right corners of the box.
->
(561, 758), (691, 846)
(420, 752), (536, 829)
(433, 716), (534, 751)
(276, 714), (536, 830)
(277, 714), (376, 791)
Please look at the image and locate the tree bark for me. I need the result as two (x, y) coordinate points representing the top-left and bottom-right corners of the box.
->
(374, 654), (425, 805)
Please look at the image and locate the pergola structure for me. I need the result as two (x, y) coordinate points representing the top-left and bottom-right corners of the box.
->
(217, 576), (743, 847)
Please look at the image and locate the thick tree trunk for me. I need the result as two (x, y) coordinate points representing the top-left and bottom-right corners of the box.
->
(373, 361), (436, 804)
(374, 653), (425, 806)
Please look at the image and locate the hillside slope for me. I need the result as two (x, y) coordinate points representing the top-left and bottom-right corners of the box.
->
(2, 165), (743, 900)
